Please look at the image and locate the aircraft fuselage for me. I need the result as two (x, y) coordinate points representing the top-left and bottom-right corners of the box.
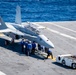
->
(5, 22), (54, 48)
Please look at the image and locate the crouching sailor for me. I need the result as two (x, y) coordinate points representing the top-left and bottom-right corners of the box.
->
(46, 48), (53, 59)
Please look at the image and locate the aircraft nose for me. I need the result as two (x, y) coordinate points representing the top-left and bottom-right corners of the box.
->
(38, 35), (54, 48)
(47, 41), (54, 48)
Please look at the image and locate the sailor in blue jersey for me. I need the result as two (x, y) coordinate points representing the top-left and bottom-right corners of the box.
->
(31, 41), (36, 54)
(24, 40), (28, 55)
(27, 41), (32, 56)
(20, 39), (25, 52)
(46, 48), (53, 59)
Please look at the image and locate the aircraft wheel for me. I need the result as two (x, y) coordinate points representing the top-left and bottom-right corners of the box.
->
(72, 63), (76, 69)
(62, 60), (65, 65)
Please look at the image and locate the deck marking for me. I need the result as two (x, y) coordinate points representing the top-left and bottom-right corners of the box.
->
(47, 28), (76, 41)
(41, 53), (56, 61)
(48, 56), (56, 61)
(0, 71), (6, 75)
(36, 24), (76, 40)
(50, 22), (76, 33)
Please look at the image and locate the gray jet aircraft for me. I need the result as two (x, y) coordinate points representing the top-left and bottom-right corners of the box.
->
(0, 5), (54, 48)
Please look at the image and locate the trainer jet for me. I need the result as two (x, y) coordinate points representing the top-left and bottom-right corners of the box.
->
(0, 5), (54, 48)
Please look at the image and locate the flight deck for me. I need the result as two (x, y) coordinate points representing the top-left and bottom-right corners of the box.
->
(0, 21), (76, 75)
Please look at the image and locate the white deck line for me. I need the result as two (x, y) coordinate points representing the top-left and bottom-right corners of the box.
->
(49, 22), (76, 33)
(47, 27), (76, 41)
(0, 71), (6, 75)
(33, 22), (76, 41)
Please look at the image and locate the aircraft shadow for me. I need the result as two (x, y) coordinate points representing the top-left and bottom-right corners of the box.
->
(0, 38), (23, 53)
(52, 62), (73, 70)
(30, 54), (44, 60)
(0, 38), (45, 60)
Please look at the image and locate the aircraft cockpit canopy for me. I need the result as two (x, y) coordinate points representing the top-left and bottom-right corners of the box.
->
(26, 23), (41, 34)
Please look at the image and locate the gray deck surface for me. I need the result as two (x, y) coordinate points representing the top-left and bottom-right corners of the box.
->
(0, 21), (76, 75)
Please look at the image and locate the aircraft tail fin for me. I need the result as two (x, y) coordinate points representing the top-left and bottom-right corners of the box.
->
(15, 5), (21, 24)
(0, 16), (8, 29)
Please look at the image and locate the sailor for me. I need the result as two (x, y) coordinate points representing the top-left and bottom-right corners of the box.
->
(24, 40), (28, 55)
(20, 38), (25, 52)
(46, 48), (53, 59)
(38, 44), (42, 50)
(27, 41), (32, 56)
(31, 41), (36, 54)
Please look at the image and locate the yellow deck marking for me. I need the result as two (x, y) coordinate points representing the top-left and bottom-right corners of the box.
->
(41, 53), (56, 61)
(48, 56), (56, 61)
(52, 57), (56, 61)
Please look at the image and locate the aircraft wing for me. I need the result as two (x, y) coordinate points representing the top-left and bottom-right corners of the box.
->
(0, 28), (24, 36)
(31, 23), (46, 29)
(0, 16), (24, 35)
(0, 27), (37, 38)
(0, 28), (13, 33)
(0, 17), (37, 38)
(22, 22), (45, 29)
(10, 29), (37, 38)
(0, 25), (23, 36)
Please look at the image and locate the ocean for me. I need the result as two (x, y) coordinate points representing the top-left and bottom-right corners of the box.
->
(0, 0), (76, 22)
